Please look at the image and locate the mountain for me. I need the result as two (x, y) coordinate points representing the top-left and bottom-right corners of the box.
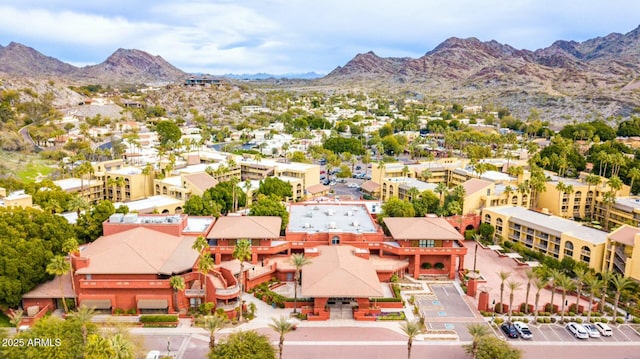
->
(323, 25), (640, 122)
(0, 44), (186, 84)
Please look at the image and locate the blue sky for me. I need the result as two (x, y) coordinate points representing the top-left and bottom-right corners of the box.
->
(1, 1), (639, 75)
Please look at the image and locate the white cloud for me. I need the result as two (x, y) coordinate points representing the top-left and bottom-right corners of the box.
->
(0, 1), (639, 74)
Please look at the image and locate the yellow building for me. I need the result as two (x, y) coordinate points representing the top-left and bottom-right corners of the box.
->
(154, 171), (218, 201)
(53, 178), (104, 203)
(105, 166), (150, 202)
(537, 175), (630, 219)
(482, 206), (607, 271)
(380, 177), (436, 201)
(594, 196), (640, 230)
(604, 225), (640, 280)
(0, 189), (33, 208)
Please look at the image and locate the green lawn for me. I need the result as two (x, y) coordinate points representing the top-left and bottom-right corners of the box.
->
(0, 150), (56, 183)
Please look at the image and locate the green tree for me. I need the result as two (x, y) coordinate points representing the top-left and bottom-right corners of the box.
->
(290, 253), (312, 314)
(399, 319), (421, 359)
(556, 273), (575, 321)
(256, 177), (293, 201)
(532, 277), (548, 322)
(507, 280), (521, 321)
(269, 316), (294, 359)
(203, 315), (225, 350)
(411, 190), (439, 217)
(611, 273), (634, 323)
(46, 255), (71, 313)
(75, 200), (116, 243)
(498, 270), (511, 313)
(169, 276), (186, 313)
(155, 120), (182, 147)
(470, 335), (522, 359)
(209, 330), (275, 359)
(381, 197), (415, 217)
(249, 194), (289, 231)
(464, 323), (491, 359)
(68, 305), (96, 350)
(232, 239), (252, 322)
(583, 273), (602, 322)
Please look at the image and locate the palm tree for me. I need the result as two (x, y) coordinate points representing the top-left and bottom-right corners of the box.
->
(611, 273), (634, 323)
(627, 167), (640, 195)
(583, 273), (602, 322)
(290, 253), (312, 314)
(8, 309), (23, 333)
(524, 269), (536, 314)
(203, 315), (224, 349)
(107, 333), (135, 359)
(498, 270), (511, 313)
(141, 162), (155, 198)
(548, 268), (562, 314)
(434, 182), (448, 208)
(532, 277), (547, 322)
(169, 276), (186, 313)
(46, 255), (71, 313)
(269, 316), (294, 359)
(555, 181), (567, 216)
(67, 195), (90, 217)
(399, 319), (421, 359)
(70, 305), (95, 347)
(599, 270), (613, 316)
(585, 174), (602, 220)
(503, 185), (514, 205)
(232, 239), (252, 322)
(573, 267), (587, 315)
(198, 253), (215, 304)
(192, 235), (210, 301)
(556, 273), (575, 321)
(465, 323), (490, 359)
(507, 280), (521, 321)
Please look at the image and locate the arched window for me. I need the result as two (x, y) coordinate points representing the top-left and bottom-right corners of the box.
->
(495, 218), (503, 235)
(512, 196), (518, 205)
(521, 194), (528, 206)
(564, 241), (574, 257)
(580, 246), (591, 263)
(484, 214), (492, 223)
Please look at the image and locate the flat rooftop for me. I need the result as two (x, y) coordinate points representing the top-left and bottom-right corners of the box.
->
(614, 196), (640, 212)
(288, 203), (377, 233)
(489, 206), (608, 245)
(113, 195), (183, 213)
(53, 178), (101, 191)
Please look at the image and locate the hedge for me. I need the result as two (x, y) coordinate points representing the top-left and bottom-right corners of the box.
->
(140, 315), (178, 323)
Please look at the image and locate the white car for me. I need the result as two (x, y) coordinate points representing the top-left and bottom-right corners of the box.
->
(347, 182), (360, 188)
(582, 323), (601, 338)
(594, 322), (613, 337)
(146, 351), (160, 359)
(566, 322), (589, 339)
(513, 322), (533, 340)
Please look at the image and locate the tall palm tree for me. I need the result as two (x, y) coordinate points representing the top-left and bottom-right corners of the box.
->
(192, 235), (210, 301)
(399, 319), (421, 359)
(532, 277), (547, 322)
(70, 305), (95, 348)
(548, 268), (562, 314)
(507, 280), (521, 321)
(524, 269), (536, 314)
(583, 273), (602, 322)
(555, 181), (567, 216)
(269, 316), (294, 359)
(556, 273), (575, 321)
(141, 162), (155, 198)
(46, 255), (71, 313)
(203, 315), (224, 349)
(585, 174), (602, 220)
(627, 167), (640, 195)
(611, 273), (634, 322)
(232, 239), (252, 322)
(599, 270), (613, 316)
(498, 270), (511, 314)
(573, 267), (587, 315)
(465, 323), (490, 359)
(107, 333), (136, 359)
(434, 182), (448, 208)
(198, 253), (215, 305)
(290, 253), (312, 314)
(169, 276), (186, 313)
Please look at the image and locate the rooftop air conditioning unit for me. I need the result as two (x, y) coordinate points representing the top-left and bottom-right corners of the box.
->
(303, 223), (312, 228)
(328, 222), (336, 229)
(352, 221), (359, 227)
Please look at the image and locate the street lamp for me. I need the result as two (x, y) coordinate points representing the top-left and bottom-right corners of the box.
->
(167, 337), (171, 357)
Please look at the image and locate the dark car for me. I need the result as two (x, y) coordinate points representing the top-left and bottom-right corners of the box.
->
(500, 322), (518, 338)
(355, 165), (362, 170)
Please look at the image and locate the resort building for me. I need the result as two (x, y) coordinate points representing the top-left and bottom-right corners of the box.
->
(604, 225), (640, 280)
(482, 206), (608, 272)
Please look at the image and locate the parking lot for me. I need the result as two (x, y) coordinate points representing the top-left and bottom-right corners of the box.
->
(497, 322), (640, 343)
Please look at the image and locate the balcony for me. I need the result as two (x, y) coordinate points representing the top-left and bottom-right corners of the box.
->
(80, 279), (169, 289)
(215, 285), (240, 299)
(184, 289), (205, 297)
(380, 242), (467, 256)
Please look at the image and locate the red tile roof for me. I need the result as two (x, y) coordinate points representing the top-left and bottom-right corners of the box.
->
(208, 216), (281, 239)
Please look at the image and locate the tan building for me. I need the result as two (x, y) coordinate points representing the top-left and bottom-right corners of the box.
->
(53, 178), (104, 203)
(154, 172), (218, 201)
(482, 206), (607, 271)
(593, 196), (640, 231)
(537, 175), (630, 220)
(0, 189), (33, 208)
(604, 225), (640, 280)
(381, 177), (436, 201)
(105, 166), (150, 202)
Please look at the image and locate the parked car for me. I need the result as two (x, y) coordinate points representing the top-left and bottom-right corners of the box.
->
(347, 182), (360, 188)
(513, 322), (533, 340)
(356, 165), (362, 170)
(146, 351), (160, 359)
(566, 323), (589, 339)
(594, 322), (613, 336)
(500, 322), (518, 338)
(582, 323), (601, 338)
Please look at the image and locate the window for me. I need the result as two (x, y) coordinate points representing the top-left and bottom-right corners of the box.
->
(332, 236), (340, 245)
(564, 241), (574, 257)
(418, 240), (435, 248)
(581, 246), (591, 263)
(484, 214), (491, 223)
